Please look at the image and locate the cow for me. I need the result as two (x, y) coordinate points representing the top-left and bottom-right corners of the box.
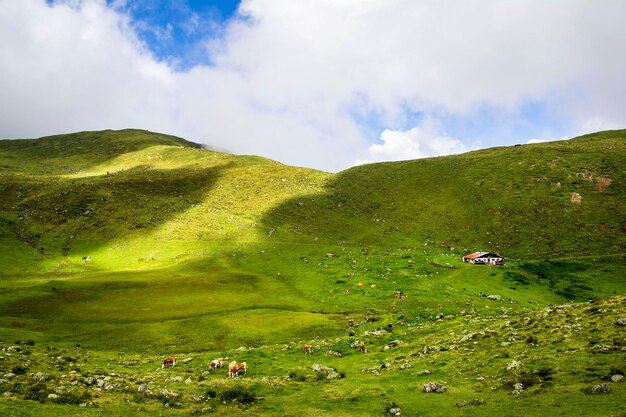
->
(437, 303), (443, 309)
(228, 361), (248, 378)
(162, 357), (177, 368)
(304, 345), (313, 354)
(209, 357), (224, 370)
(359, 341), (367, 353)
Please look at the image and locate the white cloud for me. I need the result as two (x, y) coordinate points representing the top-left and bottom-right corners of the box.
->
(0, 0), (625, 172)
(357, 117), (469, 165)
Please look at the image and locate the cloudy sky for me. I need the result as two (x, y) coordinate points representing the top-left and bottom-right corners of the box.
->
(1, 0), (625, 172)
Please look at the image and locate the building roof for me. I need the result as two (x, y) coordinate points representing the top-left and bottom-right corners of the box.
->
(463, 251), (502, 259)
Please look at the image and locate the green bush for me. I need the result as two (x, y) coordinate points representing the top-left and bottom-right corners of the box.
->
(219, 386), (256, 403)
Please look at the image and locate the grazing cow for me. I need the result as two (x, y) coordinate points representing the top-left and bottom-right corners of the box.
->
(209, 357), (224, 370)
(304, 345), (313, 354)
(228, 361), (248, 378)
(162, 357), (177, 368)
(438, 312), (445, 320)
(359, 341), (367, 353)
(347, 318), (356, 327)
(437, 304), (443, 309)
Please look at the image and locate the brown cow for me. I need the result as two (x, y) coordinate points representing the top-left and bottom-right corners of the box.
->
(304, 345), (313, 354)
(209, 357), (224, 370)
(162, 357), (177, 368)
(359, 341), (367, 353)
(228, 361), (248, 378)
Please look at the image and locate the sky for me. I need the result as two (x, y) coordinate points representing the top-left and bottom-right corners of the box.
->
(1, 0), (625, 172)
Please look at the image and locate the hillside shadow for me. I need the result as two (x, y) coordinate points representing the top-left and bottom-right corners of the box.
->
(10, 164), (228, 257)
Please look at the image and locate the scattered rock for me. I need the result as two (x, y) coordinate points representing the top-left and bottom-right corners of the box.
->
(47, 393), (59, 400)
(423, 382), (446, 393)
(399, 363), (412, 370)
(611, 374), (624, 383)
(482, 294), (502, 301)
(327, 350), (343, 357)
(456, 400), (467, 407)
(182, 358), (193, 364)
(361, 367), (381, 376)
(616, 318), (626, 326)
(311, 364), (341, 379)
(387, 406), (401, 416)
(506, 360), (521, 371)
(472, 399), (485, 405)
(138, 384), (148, 392)
(166, 376), (184, 383)
(161, 389), (179, 398)
(236, 346), (247, 351)
(589, 383), (611, 394)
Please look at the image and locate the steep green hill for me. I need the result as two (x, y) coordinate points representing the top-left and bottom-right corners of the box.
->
(0, 129), (624, 416)
(1, 129), (624, 274)
(263, 129), (626, 257)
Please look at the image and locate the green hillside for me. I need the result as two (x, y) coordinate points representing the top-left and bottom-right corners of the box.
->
(0, 129), (624, 416)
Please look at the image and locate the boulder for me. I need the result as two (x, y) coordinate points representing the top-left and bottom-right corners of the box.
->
(590, 383), (611, 394)
(387, 406), (401, 416)
(611, 374), (624, 383)
(506, 360), (521, 371)
(423, 382), (446, 393)
(311, 364), (341, 379)
(617, 318), (626, 326)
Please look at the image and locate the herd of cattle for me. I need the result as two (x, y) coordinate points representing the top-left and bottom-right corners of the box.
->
(160, 341), (368, 378)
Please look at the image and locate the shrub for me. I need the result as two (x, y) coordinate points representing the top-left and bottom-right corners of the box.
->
(12, 365), (28, 375)
(287, 370), (307, 382)
(219, 386), (256, 403)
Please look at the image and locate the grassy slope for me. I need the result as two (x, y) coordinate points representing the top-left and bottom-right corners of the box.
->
(0, 129), (624, 416)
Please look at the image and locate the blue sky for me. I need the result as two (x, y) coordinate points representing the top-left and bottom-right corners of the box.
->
(2, 0), (625, 171)
(109, 0), (240, 69)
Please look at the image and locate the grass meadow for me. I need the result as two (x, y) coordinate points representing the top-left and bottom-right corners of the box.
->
(0, 129), (624, 416)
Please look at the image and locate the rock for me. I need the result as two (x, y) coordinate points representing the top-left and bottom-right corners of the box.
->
(513, 383), (524, 391)
(400, 363), (412, 370)
(166, 376), (184, 383)
(182, 358), (193, 364)
(6, 346), (22, 353)
(456, 400), (467, 407)
(423, 382), (446, 393)
(47, 393), (59, 400)
(616, 318), (626, 326)
(236, 346), (246, 351)
(185, 378), (193, 384)
(590, 383), (611, 394)
(506, 360), (521, 371)
(138, 384), (148, 392)
(361, 367), (381, 376)
(311, 364), (342, 379)
(327, 350), (343, 357)
(161, 389), (179, 398)
(472, 399), (485, 405)
(611, 374), (624, 383)
(387, 406), (401, 416)
(483, 294), (502, 301)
